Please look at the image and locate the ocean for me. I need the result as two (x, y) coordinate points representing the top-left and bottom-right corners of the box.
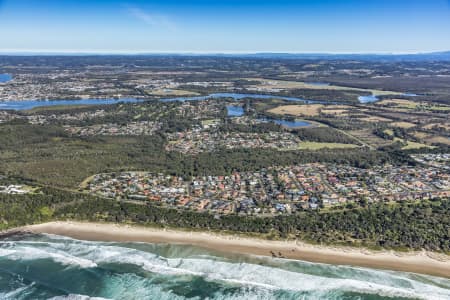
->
(0, 234), (449, 300)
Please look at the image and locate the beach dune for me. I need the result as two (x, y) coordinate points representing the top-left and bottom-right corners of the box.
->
(19, 221), (450, 278)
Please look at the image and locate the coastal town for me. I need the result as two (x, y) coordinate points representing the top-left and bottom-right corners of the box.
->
(84, 161), (450, 215)
(65, 121), (162, 136)
(3, 0), (450, 297)
(411, 153), (450, 171)
(166, 129), (302, 153)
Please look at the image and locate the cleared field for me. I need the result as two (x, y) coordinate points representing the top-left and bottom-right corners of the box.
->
(390, 121), (417, 129)
(377, 99), (418, 109)
(321, 109), (348, 116)
(423, 123), (450, 131)
(320, 105), (352, 116)
(25, 105), (93, 113)
(425, 136), (450, 146)
(201, 119), (220, 126)
(246, 78), (402, 96)
(383, 129), (394, 136)
(297, 142), (359, 150)
(360, 115), (393, 123)
(394, 138), (434, 150)
(402, 141), (433, 150)
(348, 129), (393, 148)
(267, 104), (324, 117)
(378, 99), (450, 112)
(411, 131), (430, 140)
(425, 105), (450, 111)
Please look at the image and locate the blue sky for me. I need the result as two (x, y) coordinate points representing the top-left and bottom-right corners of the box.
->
(0, 0), (449, 53)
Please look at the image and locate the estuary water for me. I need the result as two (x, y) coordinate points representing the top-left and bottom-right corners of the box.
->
(0, 91), (418, 111)
(258, 118), (312, 128)
(0, 98), (142, 111)
(0, 93), (318, 111)
(0, 234), (449, 300)
(358, 95), (380, 103)
(226, 105), (245, 117)
(0, 74), (12, 83)
(358, 93), (418, 103)
(270, 119), (312, 128)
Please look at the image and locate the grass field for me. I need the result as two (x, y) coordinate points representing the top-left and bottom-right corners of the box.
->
(426, 105), (450, 111)
(360, 115), (393, 123)
(348, 130), (394, 148)
(390, 121), (417, 129)
(377, 99), (450, 112)
(320, 105), (353, 116)
(425, 136), (450, 146)
(267, 104), (324, 117)
(411, 131), (430, 140)
(321, 109), (348, 116)
(147, 89), (200, 96)
(393, 138), (435, 150)
(297, 142), (360, 150)
(377, 99), (419, 109)
(25, 104), (94, 113)
(201, 119), (220, 126)
(383, 129), (394, 136)
(423, 123), (450, 131)
(246, 78), (402, 96)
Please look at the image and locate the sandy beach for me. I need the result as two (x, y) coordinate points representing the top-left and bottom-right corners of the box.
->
(15, 221), (450, 278)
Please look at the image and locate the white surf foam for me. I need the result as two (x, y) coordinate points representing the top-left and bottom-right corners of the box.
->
(0, 245), (97, 268)
(48, 295), (112, 300)
(169, 257), (450, 299)
(4, 234), (450, 300)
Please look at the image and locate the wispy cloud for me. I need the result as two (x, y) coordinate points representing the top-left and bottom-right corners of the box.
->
(128, 7), (176, 31)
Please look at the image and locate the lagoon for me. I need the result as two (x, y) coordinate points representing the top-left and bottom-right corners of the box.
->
(358, 93), (418, 103)
(0, 74), (12, 83)
(262, 118), (312, 128)
(226, 105), (245, 117)
(358, 95), (379, 103)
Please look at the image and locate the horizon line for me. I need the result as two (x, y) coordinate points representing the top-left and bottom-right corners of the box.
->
(0, 50), (449, 56)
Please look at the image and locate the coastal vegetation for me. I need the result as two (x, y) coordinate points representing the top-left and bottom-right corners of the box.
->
(1, 187), (449, 252)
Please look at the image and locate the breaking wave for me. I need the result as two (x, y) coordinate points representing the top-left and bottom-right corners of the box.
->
(0, 233), (449, 299)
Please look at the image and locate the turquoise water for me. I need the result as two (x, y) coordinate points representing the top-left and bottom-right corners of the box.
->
(1, 234), (449, 300)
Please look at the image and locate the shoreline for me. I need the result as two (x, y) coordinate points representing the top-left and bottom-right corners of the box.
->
(10, 221), (450, 279)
